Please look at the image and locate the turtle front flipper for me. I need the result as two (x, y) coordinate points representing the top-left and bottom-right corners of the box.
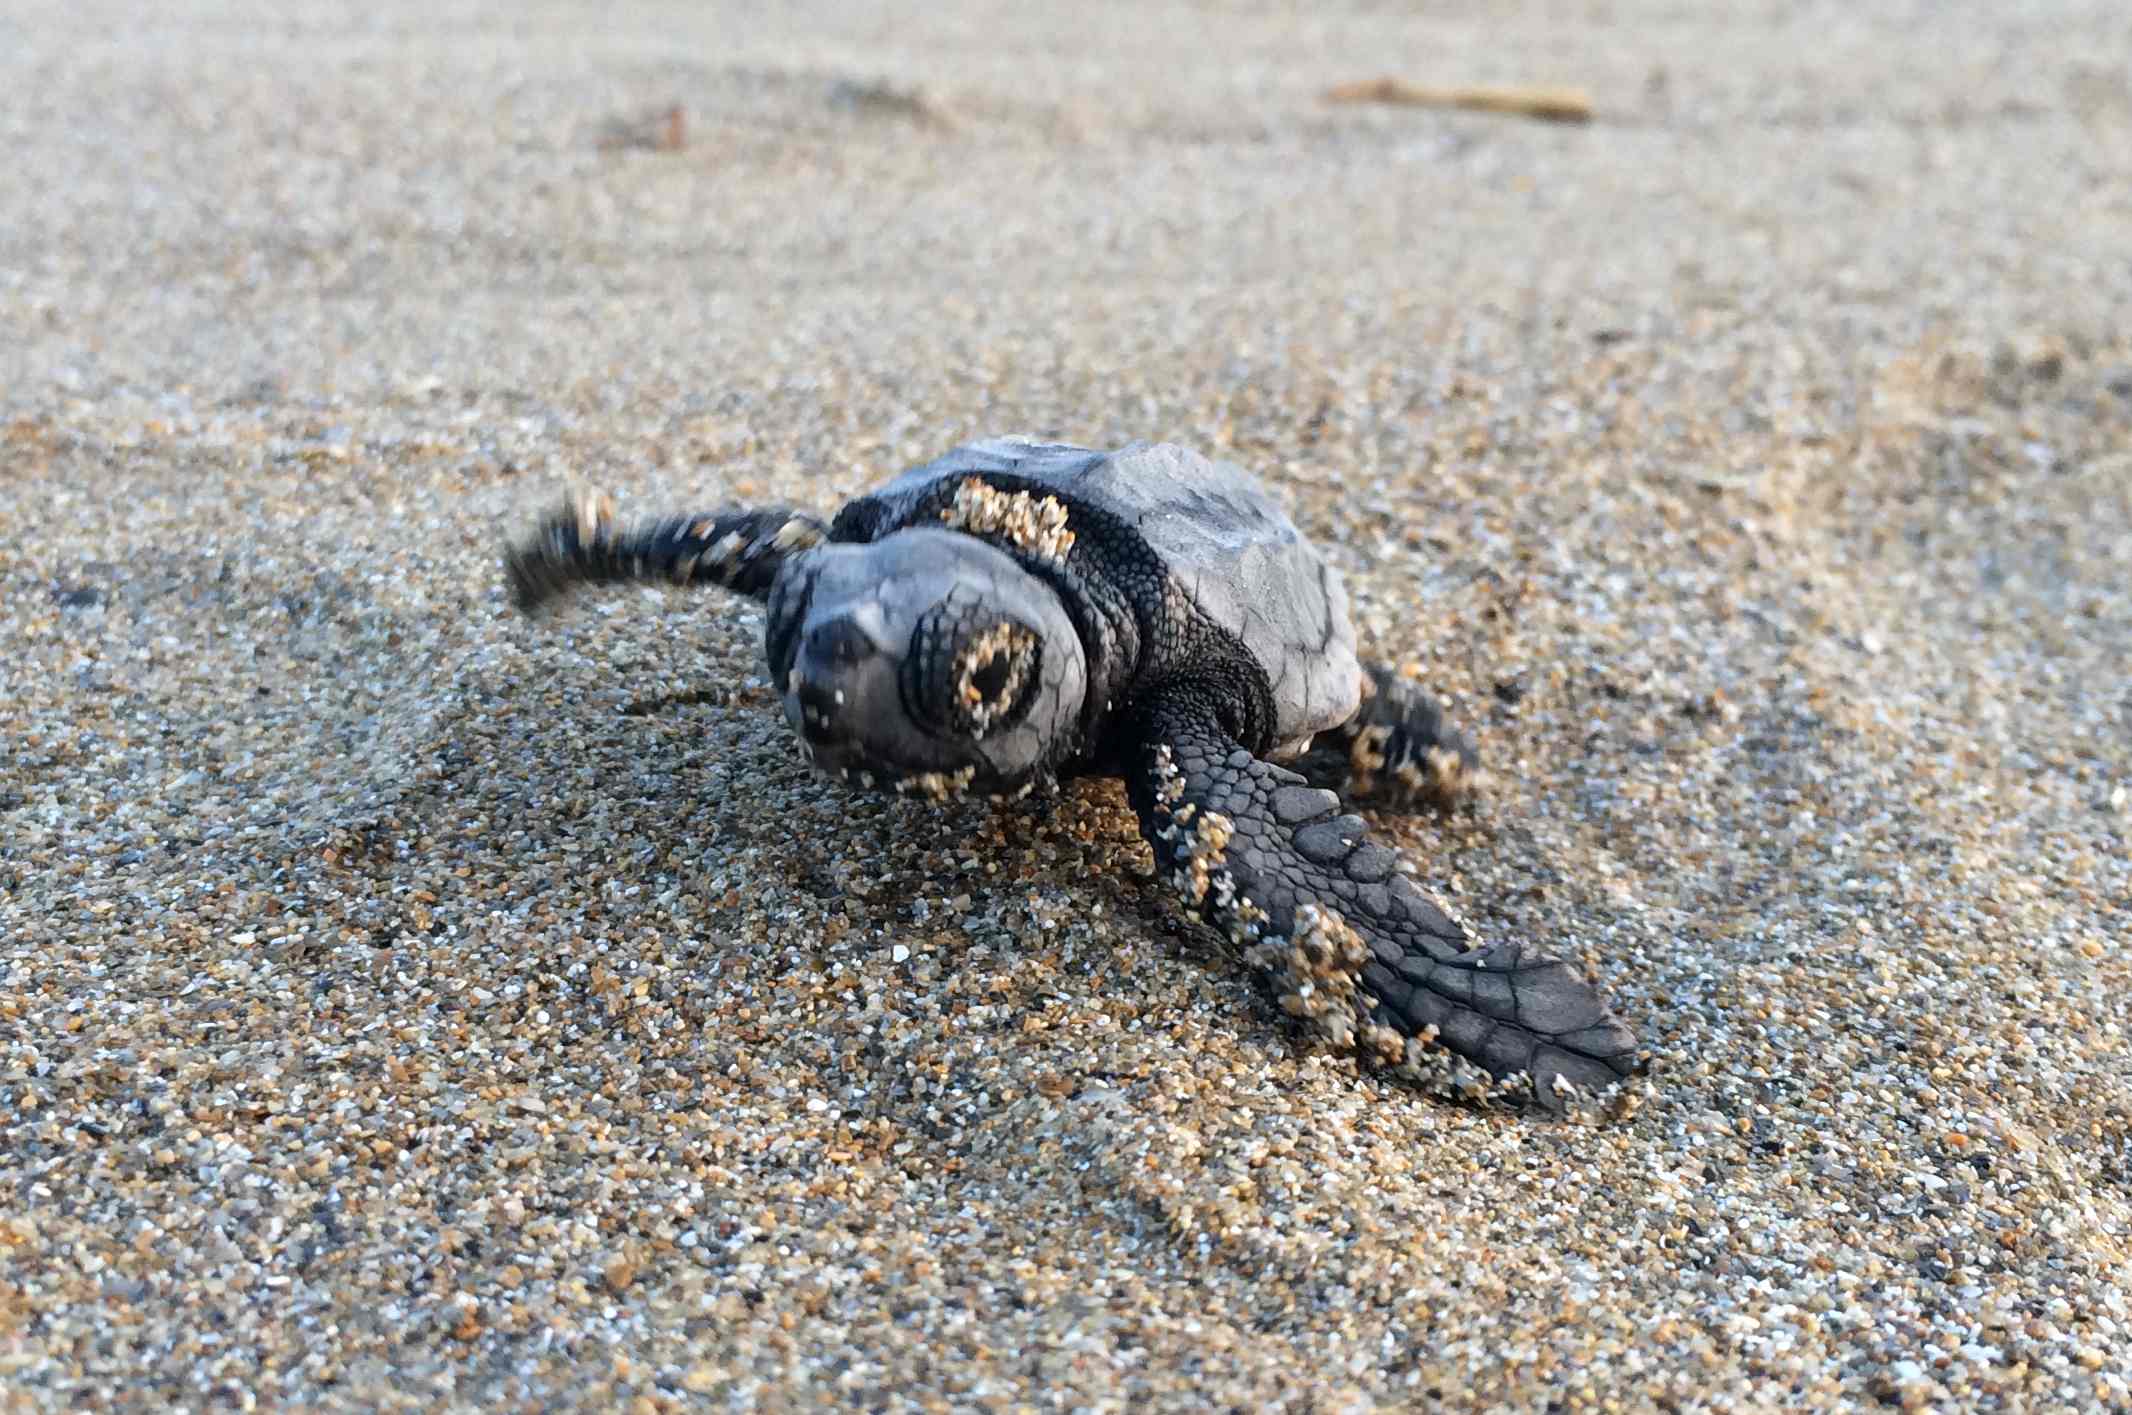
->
(505, 488), (827, 612)
(1294, 662), (1479, 811)
(1126, 688), (1637, 1109)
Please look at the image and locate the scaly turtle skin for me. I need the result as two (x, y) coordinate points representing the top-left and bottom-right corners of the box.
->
(506, 437), (1639, 1107)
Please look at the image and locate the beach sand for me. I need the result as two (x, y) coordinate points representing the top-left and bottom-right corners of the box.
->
(4, 1), (2129, 1407)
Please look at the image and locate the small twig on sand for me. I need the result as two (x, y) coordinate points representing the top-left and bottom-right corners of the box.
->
(828, 77), (953, 129)
(1323, 78), (1593, 124)
(597, 103), (688, 152)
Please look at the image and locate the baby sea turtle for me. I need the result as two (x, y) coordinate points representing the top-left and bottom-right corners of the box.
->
(507, 437), (1638, 1107)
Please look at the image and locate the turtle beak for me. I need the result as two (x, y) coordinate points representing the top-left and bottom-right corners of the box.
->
(784, 604), (892, 747)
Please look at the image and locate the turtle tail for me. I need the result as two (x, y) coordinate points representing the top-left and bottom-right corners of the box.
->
(505, 488), (827, 611)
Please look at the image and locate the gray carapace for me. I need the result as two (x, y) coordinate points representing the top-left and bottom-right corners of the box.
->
(507, 437), (1639, 1108)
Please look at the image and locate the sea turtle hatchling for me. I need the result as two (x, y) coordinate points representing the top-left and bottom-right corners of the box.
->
(506, 437), (1639, 1107)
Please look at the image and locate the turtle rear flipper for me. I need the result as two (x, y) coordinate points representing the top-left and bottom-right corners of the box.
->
(1294, 661), (1480, 811)
(1126, 687), (1637, 1109)
(506, 491), (827, 612)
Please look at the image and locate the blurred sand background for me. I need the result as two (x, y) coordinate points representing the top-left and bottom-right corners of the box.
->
(4, 0), (2130, 1408)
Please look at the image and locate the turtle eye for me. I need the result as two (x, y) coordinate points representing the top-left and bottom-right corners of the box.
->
(908, 607), (1041, 741)
(954, 622), (1039, 737)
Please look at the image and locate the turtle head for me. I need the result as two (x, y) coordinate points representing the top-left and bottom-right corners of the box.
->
(765, 529), (1086, 797)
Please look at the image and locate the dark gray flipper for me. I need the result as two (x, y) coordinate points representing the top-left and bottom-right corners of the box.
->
(505, 488), (828, 612)
(1295, 661), (1479, 810)
(1127, 685), (1636, 1109)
